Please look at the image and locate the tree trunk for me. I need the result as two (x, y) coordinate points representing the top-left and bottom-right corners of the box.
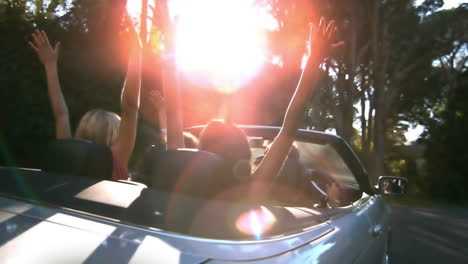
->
(360, 88), (367, 152)
(341, 99), (354, 142)
(369, 0), (386, 183)
(343, 7), (359, 143)
(365, 88), (373, 160)
(372, 85), (386, 183)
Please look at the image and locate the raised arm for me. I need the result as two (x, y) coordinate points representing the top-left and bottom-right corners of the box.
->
(252, 18), (343, 193)
(140, 89), (167, 130)
(29, 30), (71, 139)
(162, 58), (185, 149)
(147, 4), (185, 149)
(112, 25), (142, 165)
(161, 14), (185, 149)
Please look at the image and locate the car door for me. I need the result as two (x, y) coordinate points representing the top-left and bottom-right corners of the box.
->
(350, 194), (390, 264)
(215, 198), (389, 264)
(295, 139), (389, 263)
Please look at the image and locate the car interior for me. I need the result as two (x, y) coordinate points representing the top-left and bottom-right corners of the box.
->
(42, 138), (114, 180)
(0, 127), (368, 240)
(0, 167), (328, 240)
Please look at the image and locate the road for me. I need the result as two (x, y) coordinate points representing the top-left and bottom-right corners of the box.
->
(390, 206), (468, 264)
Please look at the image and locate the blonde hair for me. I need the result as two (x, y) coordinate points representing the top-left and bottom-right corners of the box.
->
(75, 109), (121, 146)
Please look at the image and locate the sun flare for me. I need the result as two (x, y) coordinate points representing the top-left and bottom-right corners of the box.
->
(171, 0), (275, 93)
(126, 0), (276, 93)
(126, 0), (143, 24)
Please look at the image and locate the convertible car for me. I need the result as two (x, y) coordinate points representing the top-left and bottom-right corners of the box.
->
(0, 126), (406, 263)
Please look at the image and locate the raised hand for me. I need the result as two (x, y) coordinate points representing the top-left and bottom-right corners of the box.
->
(148, 4), (185, 148)
(147, 89), (165, 110)
(250, 17), (345, 197)
(29, 30), (60, 68)
(112, 11), (143, 167)
(140, 89), (165, 117)
(139, 88), (167, 128)
(28, 30), (71, 139)
(306, 17), (344, 65)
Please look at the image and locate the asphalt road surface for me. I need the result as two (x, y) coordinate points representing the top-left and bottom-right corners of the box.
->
(390, 206), (468, 264)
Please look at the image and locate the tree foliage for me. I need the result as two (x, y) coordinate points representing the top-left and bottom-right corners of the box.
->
(0, 0), (126, 167)
(1, 0), (467, 201)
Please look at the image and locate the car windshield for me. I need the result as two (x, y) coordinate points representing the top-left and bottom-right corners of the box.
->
(250, 137), (359, 188)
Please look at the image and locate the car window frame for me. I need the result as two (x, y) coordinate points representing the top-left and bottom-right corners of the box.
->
(188, 125), (374, 195)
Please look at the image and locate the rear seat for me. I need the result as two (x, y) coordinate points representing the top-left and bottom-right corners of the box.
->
(42, 138), (113, 180)
(0, 167), (326, 240)
(142, 148), (227, 199)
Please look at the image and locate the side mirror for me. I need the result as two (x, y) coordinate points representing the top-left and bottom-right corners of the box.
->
(377, 176), (408, 195)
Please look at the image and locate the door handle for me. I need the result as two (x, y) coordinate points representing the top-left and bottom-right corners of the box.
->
(370, 224), (382, 238)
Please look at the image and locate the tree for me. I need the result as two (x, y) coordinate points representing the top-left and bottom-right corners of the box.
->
(421, 70), (468, 201)
(0, 0), (128, 167)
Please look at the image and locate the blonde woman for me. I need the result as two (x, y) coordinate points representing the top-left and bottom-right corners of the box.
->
(29, 29), (142, 180)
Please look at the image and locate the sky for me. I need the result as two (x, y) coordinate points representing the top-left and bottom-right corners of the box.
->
(443, 0), (467, 9)
(414, 0), (466, 10)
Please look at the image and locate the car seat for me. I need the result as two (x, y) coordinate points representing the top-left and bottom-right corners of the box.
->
(143, 148), (227, 199)
(42, 138), (113, 180)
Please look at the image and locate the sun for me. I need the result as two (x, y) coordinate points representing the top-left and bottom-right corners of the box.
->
(126, 0), (142, 23)
(126, 0), (276, 93)
(171, 0), (275, 93)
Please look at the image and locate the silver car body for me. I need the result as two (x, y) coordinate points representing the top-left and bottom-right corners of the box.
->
(0, 126), (392, 263)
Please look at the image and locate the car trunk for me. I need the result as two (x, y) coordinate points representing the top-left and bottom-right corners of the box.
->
(0, 196), (335, 263)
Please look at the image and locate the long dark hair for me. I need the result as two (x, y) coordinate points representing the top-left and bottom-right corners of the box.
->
(199, 121), (251, 181)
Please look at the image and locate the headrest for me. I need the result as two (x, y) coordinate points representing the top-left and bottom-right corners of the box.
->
(43, 138), (113, 180)
(144, 148), (226, 199)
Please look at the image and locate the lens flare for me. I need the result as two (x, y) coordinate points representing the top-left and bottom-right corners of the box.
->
(126, 0), (142, 21)
(126, 0), (156, 36)
(171, 0), (274, 93)
(235, 206), (276, 239)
